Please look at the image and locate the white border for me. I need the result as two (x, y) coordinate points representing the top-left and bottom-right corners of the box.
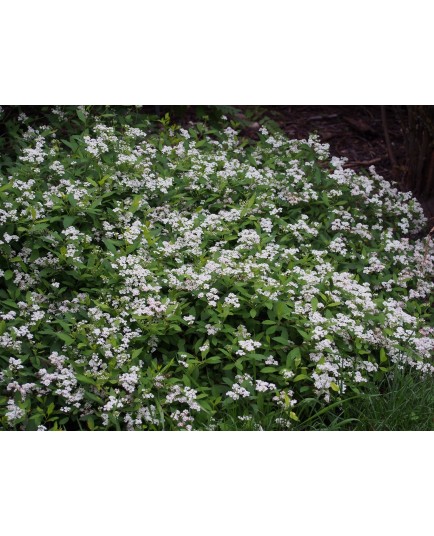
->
(0, 1), (431, 103)
(1, 432), (433, 535)
(1, 3), (432, 534)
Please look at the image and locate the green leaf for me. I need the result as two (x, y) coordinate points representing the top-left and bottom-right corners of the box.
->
(235, 358), (244, 371)
(84, 391), (104, 403)
(205, 356), (221, 364)
(76, 374), (96, 386)
(130, 195), (143, 213)
(76, 109), (87, 122)
(62, 139), (77, 151)
(47, 402), (55, 416)
(249, 353), (266, 361)
(182, 374), (191, 387)
(260, 367), (277, 373)
(67, 193), (77, 206)
(311, 297), (318, 313)
(3, 270), (13, 281)
(293, 374), (310, 382)
(63, 216), (76, 228)
(286, 347), (301, 368)
(0, 182), (12, 192)
(272, 336), (289, 345)
(330, 382), (340, 392)
(102, 238), (117, 253)
(246, 194), (256, 208)
(296, 329), (310, 340)
(57, 332), (74, 345)
(288, 347), (301, 359)
(54, 320), (71, 331)
(131, 348), (143, 359)
(276, 301), (285, 320)
(380, 348), (387, 363)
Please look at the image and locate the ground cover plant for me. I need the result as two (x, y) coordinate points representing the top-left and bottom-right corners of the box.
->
(0, 106), (433, 430)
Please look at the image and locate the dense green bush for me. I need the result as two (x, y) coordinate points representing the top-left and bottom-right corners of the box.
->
(0, 106), (433, 430)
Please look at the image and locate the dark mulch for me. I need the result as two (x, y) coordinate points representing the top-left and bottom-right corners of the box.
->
(243, 106), (401, 175)
(238, 105), (434, 221)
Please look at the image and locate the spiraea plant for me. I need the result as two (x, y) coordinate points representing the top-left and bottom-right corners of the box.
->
(0, 106), (433, 430)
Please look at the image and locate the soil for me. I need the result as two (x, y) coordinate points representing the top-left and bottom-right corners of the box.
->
(237, 105), (434, 222)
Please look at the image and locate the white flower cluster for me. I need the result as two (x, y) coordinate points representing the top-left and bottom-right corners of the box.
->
(6, 400), (25, 423)
(255, 380), (276, 393)
(223, 293), (240, 308)
(236, 339), (262, 356)
(226, 383), (250, 401)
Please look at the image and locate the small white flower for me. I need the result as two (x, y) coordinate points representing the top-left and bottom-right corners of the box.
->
(199, 341), (209, 353)
(265, 355), (279, 366)
(183, 315), (195, 325)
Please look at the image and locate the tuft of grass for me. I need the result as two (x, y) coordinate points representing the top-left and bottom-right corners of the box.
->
(349, 368), (434, 431)
(292, 366), (434, 431)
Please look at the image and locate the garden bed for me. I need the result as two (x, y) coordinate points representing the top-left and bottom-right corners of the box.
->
(0, 106), (433, 430)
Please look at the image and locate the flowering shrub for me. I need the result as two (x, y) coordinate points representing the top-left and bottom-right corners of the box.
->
(1, 107), (433, 430)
